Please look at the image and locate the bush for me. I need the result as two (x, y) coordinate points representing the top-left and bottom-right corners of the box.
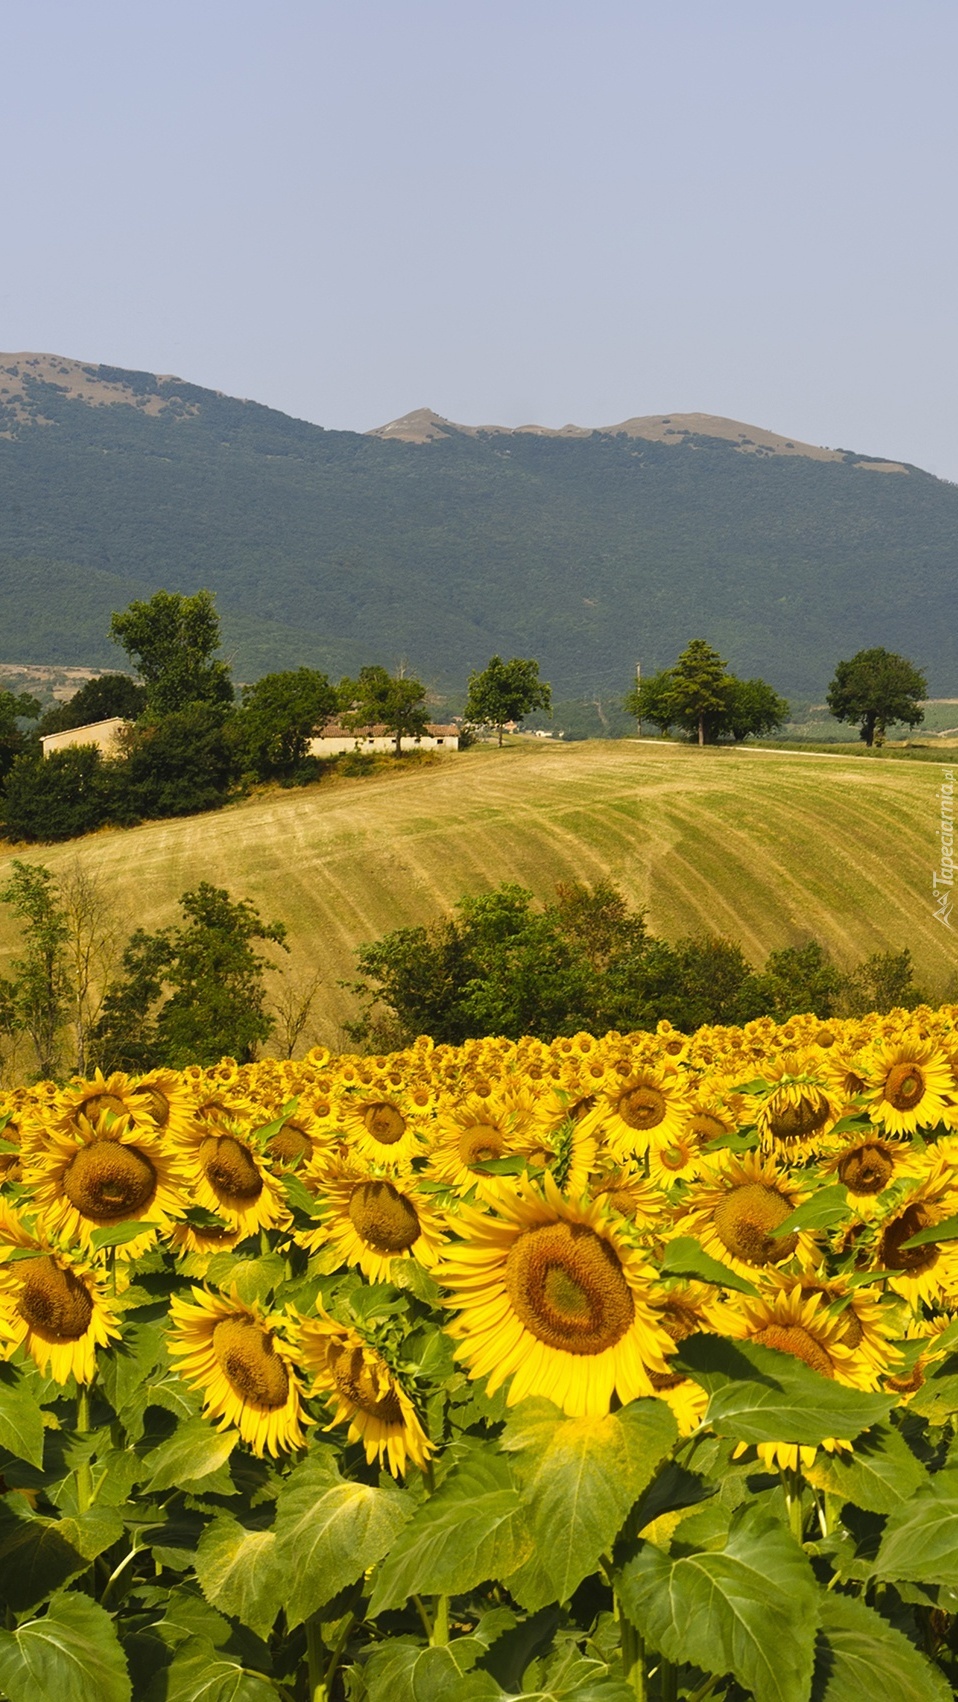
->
(0, 747), (115, 842)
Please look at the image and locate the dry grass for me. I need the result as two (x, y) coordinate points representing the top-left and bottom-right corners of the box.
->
(0, 740), (950, 1048)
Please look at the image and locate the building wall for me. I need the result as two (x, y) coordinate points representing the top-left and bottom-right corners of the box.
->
(308, 730), (459, 756)
(40, 717), (130, 758)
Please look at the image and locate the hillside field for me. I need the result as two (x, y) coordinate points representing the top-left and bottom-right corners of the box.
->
(0, 740), (951, 1048)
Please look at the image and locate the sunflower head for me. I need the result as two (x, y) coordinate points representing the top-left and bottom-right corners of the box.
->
(298, 1309), (433, 1477)
(167, 1287), (308, 1456)
(0, 1251), (120, 1383)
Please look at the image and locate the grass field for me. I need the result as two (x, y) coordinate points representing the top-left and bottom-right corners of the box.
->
(0, 739), (952, 1048)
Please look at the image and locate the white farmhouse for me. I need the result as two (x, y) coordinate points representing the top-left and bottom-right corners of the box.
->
(308, 722), (460, 756)
(40, 717), (131, 759)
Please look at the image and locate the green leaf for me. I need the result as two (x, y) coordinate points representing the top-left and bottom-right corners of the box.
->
(900, 1211), (958, 1250)
(194, 1515), (285, 1640)
(0, 1589), (132, 1702)
(0, 1366), (45, 1468)
(804, 1425), (928, 1513)
(811, 1590), (951, 1702)
(369, 1447), (532, 1617)
(98, 1319), (169, 1415)
(143, 1635), (275, 1702)
(90, 1220), (154, 1252)
(145, 1417), (239, 1493)
(875, 1479), (958, 1586)
(203, 1253), (287, 1306)
(674, 1334), (894, 1443)
(281, 1173), (323, 1217)
(770, 1185), (850, 1236)
(617, 1502), (819, 1702)
(660, 1236), (759, 1295)
(364, 1637), (500, 1702)
(0, 1503), (88, 1613)
(274, 1450), (411, 1628)
(501, 1397), (677, 1603)
(907, 1373), (958, 1422)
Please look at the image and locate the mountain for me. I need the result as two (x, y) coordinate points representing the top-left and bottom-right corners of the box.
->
(0, 352), (954, 699)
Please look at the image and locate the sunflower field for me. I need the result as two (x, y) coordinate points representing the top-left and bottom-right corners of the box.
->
(1, 1012), (958, 1701)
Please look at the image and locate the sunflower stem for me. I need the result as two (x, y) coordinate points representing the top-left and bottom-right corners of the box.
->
(659, 1654), (678, 1702)
(108, 1244), (117, 1297)
(783, 1465), (805, 1545)
(619, 1607), (646, 1699)
(430, 1594), (449, 1647)
(75, 1386), (93, 1515)
(305, 1615), (326, 1702)
(412, 1594), (434, 1640)
(322, 1610), (357, 1694)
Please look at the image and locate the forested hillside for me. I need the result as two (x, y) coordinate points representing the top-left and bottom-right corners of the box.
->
(1, 353), (956, 696)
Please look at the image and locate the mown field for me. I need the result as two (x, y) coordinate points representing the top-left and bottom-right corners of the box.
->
(0, 739), (951, 1044)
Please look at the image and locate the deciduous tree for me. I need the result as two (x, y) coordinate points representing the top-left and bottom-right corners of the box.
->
(339, 665), (430, 756)
(110, 589), (234, 716)
(238, 668), (338, 778)
(826, 648), (927, 747)
(463, 656), (552, 746)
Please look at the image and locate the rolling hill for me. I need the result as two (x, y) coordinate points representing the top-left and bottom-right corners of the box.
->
(0, 353), (956, 700)
(0, 740), (948, 1050)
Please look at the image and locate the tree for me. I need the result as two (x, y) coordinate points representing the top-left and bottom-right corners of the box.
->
(826, 648), (927, 747)
(0, 690), (40, 785)
(118, 702), (239, 821)
(237, 668), (338, 779)
(110, 589), (234, 716)
(725, 677), (790, 742)
(0, 862), (71, 1078)
(463, 656), (552, 746)
(1, 746), (114, 843)
(838, 947), (927, 1016)
(624, 642), (788, 745)
(36, 673), (146, 737)
(94, 883), (288, 1070)
(339, 665), (430, 757)
(752, 941), (844, 1020)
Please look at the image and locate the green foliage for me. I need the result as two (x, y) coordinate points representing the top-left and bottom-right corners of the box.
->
(753, 941), (845, 1022)
(1, 746), (115, 844)
(93, 883), (287, 1070)
(624, 640), (789, 744)
(110, 589), (233, 717)
(339, 666), (430, 756)
(0, 860), (71, 1078)
(838, 947), (928, 1016)
(0, 689), (41, 784)
(36, 673), (146, 737)
(237, 669), (338, 780)
(826, 647), (928, 746)
(119, 703), (239, 821)
(463, 657), (552, 746)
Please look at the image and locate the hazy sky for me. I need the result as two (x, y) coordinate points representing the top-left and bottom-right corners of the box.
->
(3, 2), (957, 477)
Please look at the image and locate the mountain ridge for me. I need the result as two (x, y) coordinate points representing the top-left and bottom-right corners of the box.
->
(0, 352), (953, 699)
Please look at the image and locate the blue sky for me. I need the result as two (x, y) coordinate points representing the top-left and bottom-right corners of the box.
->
(3, 1), (956, 476)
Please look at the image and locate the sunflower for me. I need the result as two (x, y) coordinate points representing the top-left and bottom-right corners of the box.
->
(0, 1250), (120, 1383)
(172, 1117), (289, 1238)
(128, 1069), (199, 1143)
(863, 1035), (955, 1137)
(588, 1164), (670, 1232)
(772, 1272), (899, 1382)
(297, 1158), (447, 1281)
(298, 1309), (433, 1478)
(48, 1071), (148, 1140)
(867, 1162), (958, 1306)
(646, 1129), (702, 1191)
(719, 1278), (877, 1471)
(22, 1112), (189, 1257)
(337, 1087), (432, 1169)
(167, 1287), (308, 1456)
(883, 1314), (956, 1403)
(748, 1050), (841, 1158)
(427, 1084), (540, 1194)
(579, 1061), (693, 1162)
(441, 1174), (674, 1417)
(821, 1132), (924, 1220)
(672, 1150), (814, 1280)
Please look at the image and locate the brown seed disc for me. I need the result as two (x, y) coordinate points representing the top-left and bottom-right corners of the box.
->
(504, 1220), (634, 1356)
(266, 1123), (312, 1165)
(134, 1087), (170, 1127)
(838, 1310), (864, 1349)
(837, 1141), (895, 1195)
(212, 1317), (290, 1408)
(754, 1322), (834, 1377)
(712, 1182), (798, 1265)
(880, 1203), (939, 1273)
(348, 1181), (421, 1252)
(329, 1341), (402, 1423)
(617, 1086), (667, 1131)
(766, 1089), (830, 1143)
(458, 1125), (506, 1167)
(689, 1113), (728, 1147)
(363, 1103), (406, 1144)
(79, 1093), (129, 1122)
(63, 1141), (156, 1222)
(884, 1064), (926, 1113)
(199, 1136), (263, 1203)
(18, 1257), (94, 1341)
